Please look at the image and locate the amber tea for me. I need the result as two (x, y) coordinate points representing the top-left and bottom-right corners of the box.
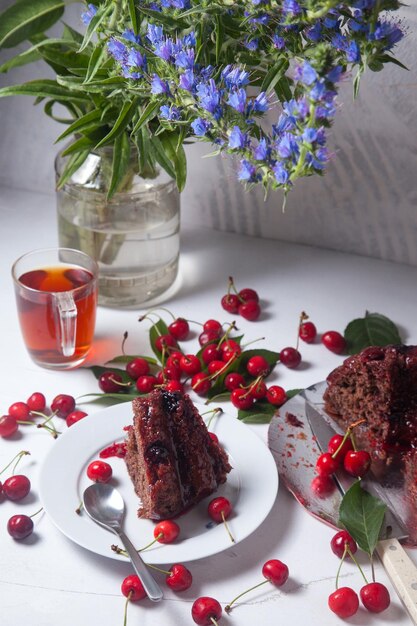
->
(12, 249), (98, 369)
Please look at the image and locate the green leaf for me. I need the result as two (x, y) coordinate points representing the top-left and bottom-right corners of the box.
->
(0, 47), (41, 73)
(55, 108), (102, 143)
(339, 481), (387, 556)
(150, 135), (176, 180)
(215, 15), (224, 64)
(159, 131), (187, 192)
(237, 349), (280, 373)
(77, 392), (139, 405)
(106, 354), (158, 366)
(56, 149), (90, 189)
(376, 53), (408, 71)
(0, 79), (91, 103)
(128, 0), (139, 36)
(0, 0), (65, 49)
(96, 98), (138, 148)
(84, 43), (108, 84)
(238, 400), (277, 423)
(78, 3), (112, 53)
(344, 311), (402, 355)
(87, 365), (134, 385)
(286, 388), (303, 399)
(261, 57), (289, 93)
(134, 126), (158, 179)
(61, 135), (96, 157)
(131, 100), (160, 135)
(274, 76), (293, 103)
(107, 132), (131, 200)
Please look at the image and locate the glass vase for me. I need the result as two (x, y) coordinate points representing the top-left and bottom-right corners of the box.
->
(55, 146), (180, 308)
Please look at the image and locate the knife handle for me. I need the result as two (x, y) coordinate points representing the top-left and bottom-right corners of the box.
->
(376, 538), (417, 621)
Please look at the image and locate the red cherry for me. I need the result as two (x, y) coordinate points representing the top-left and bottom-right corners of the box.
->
(98, 371), (125, 393)
(166, 564), (193, 591)
(155, 333), (177, 352)
(126, 358), (150, 380)
(280, 347), (301, 369)
(221, 340), (241, 362)
(66, 410), (88, 427)
(360, 582), (390, 613)
(208, 360), (226, 376)
(239, 300), (261, 321)
(246, 355), (269, 377)
(168, 317), (190, 341)
(86, 460), (112, 483)
(328, 587), (359, 618)
(262, 559), (289, 586)
(0, 415), (18, 437)
(230, 388), (254, 410)
(3, 475), (31, 501)
(330, 530), (358, 559)
(198, 329), (220, 347)
(266, 385), (287, 406)
(209, 432), (219, 444)
(136, 375), (157, 393)
(310, 475), (335, 498)
(201, 344), (222, 365)
(154, 519), (180, 543)
(164, 380), (184, 393)
(321, 331), (346, 354)
(163, 363), (182, 381)
(327, 434), (354, 463)
(7, 514), (34, 539)
(26, 392), (46, 412)
(203, 319), (222, 335)
(192, 597), (222, 626)
(179, 354), (201, 376)
(121, 574), (146, 601)
(343, 450), (371, 478)
(191, 372), (211, 396)
(8, 402), (30, 420)
(299, 321), (317, 343)
(250, 380), (267, 400)
(208, 497), (232, 523)
(238, 287), (259, 303)
(224, 372), (245, 391)
(51, 394), (76, 417)
(221, 294), (239, 314)
(315, 452), (339, 477)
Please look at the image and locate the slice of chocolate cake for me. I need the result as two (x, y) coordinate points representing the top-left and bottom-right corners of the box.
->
(125, 389), (232, 520)
(323, 345), (417, 463)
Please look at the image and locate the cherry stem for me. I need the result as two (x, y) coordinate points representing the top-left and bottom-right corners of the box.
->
(138, 312), (161, 324)
(221, 511), (235, 543)
(143, 306), (175, 321)
(241, 336), (266, 350)
(334, 546), (347, 589)
(75, 501), (84, 515)
(111, 544), (127, 556)
(346, 546), (369, 584)
(137, 532), (163, 552)
(123, 591), (132, 626)
(208, 356), (236, 382)
(121, 330), (128, 355)
(0, 450), (30, 476)
(296, 311), (309, 350)
(216, 321), (238, 349)
(202, 407), (223, 430)
(30, 507), (43, 519)
(225, 579), (269, 612)
(147, 563), (171, 576)
(210, 619), (219, 626)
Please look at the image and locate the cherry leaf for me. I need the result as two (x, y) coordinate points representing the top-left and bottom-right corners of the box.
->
(338, 480), (387, 556)
(344, 311), (402, 355)
(87, 364), (133, 384)
(238, 400), (276, 423)
(77, 392), (139, 404)
(149, 318), (170, 360)
(106, 354), (158, 365)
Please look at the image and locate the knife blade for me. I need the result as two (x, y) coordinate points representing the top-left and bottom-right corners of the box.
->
(268, 381), (417, 623)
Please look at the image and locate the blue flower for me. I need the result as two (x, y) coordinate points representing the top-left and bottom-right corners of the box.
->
(302, 128), (318, 143)
(273, 162), (290, 184)
(228, 126), (249, 150)
(154, 38), (175, 61)
(182, 32), (196, 47)
(191, 117), (211, 136)
(107, 39), (127, 63)
(276, 132), (299, 159)
(238, 159), (259, 183)
(126, 49), (146, 69)
(179, 70), (195, 91)
(272, 34), (285, 49)
(294, 61), (317, 86)
(221, 65), (250, 90)
(147, 24), (164, 45)
(346, 41), (360, 63)
(151, 74), (170, 94)
(196, 80), (221, 115)
(175, 48), (195, 69)
(122, 30), (141, 44)
(253, 138), (270, 161)
(228, 88), (247, 114)
(371, 21), (404, 49)
(282, 0), (301, 16)
(160, 104), (181, 121)
(305, 23), (322, 42)
(244, 38), (259, 51)
(81, 3), (97, 25)
(251, 92), (269, 113)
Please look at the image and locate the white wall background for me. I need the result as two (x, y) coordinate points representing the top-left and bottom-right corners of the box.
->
(0, 1), (416, 265)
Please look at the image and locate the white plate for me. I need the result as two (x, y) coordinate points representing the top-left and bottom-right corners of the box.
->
(39, 402), (278, 564)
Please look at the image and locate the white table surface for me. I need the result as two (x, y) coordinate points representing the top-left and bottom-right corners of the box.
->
(1, 186), (417, 626)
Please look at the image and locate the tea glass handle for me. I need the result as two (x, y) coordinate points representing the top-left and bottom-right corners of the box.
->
(55, 292), (77, 357)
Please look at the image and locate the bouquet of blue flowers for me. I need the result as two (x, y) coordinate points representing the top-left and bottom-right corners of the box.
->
(0, 0), (405, 199)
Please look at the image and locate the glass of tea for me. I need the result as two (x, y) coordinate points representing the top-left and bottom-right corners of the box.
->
(12, 248), (99, 369)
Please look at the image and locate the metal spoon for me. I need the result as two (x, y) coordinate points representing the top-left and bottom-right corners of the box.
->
(83, 483), (163, 602)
